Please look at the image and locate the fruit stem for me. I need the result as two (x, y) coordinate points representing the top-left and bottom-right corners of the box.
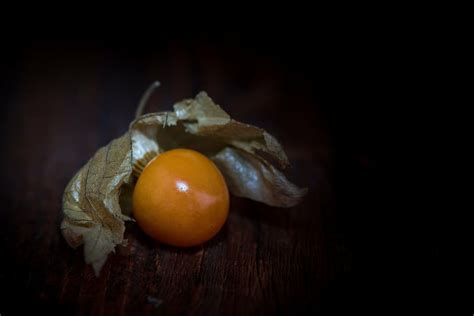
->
(135, 81), (161, 118)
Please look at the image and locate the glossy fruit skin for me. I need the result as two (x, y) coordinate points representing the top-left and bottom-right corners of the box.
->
(132, 149), (229, 247)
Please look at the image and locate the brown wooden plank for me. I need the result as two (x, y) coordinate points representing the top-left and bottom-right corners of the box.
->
(0, 39), (355, 315)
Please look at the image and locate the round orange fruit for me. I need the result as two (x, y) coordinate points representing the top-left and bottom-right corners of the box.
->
(132, 148), (229, 247)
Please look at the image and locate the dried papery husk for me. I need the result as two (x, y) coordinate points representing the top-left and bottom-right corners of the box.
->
(61, 86), (307, 275)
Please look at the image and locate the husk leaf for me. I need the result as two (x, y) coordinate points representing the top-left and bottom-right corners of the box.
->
(61, 91), (306, 275)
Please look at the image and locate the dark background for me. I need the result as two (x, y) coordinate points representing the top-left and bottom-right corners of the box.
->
(0, 33), (382, 315)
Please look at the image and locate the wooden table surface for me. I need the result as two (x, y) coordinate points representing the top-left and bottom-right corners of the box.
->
(0, 39), (368, 315)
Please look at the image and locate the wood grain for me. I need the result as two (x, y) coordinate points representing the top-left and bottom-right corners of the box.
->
(0, 39), (357, 315)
